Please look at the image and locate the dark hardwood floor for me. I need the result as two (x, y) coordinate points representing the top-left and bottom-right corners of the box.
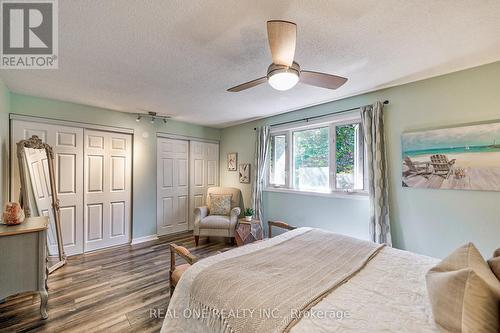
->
(0, 233), (230, 333)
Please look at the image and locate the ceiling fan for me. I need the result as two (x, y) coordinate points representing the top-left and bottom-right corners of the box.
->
(227, 20), (348, 92)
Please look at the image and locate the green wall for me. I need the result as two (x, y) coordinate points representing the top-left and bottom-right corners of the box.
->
(220, 61), (500, 258)
(7, 93), (221, 239)
(0, 79), (10, 209)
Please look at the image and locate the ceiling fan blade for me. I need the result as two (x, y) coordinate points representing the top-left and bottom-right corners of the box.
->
(267, 20), (296, 67)
(300, 70), (348, 90)
(227, 77), (267, 92)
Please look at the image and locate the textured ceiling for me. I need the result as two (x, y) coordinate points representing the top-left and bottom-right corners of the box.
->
(1, 1), (500, 127)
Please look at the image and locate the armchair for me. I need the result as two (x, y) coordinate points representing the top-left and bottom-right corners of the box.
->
(193, 187), (242, 246)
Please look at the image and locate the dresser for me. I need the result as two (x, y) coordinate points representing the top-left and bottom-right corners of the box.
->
(0, 217), (49, 319)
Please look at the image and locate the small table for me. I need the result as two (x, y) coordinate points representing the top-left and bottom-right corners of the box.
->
(235, 218), (263, 246)
(0, 217), (49, 319)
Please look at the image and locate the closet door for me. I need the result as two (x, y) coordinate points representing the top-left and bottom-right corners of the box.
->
(11, 120), (84, 255)
(189, 141), (219, 229)
(157, 138), (189, 236)
(84, 130), (132, 251)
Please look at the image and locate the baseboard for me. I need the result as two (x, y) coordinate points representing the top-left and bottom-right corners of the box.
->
(130, 234), (159, 245)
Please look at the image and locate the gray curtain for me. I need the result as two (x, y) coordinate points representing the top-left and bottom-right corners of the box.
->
(361, 102), (392, 246)
(251, 126), (270, 221)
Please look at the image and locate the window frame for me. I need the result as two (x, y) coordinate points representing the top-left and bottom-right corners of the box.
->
(268, 130), (290, 188)
(266, 111), (367, 197)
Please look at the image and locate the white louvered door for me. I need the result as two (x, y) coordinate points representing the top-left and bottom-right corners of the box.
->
(84, 130), (132, 251)
(189, 141), (219, 229)
(11, 120), (84, 255)
(156, 138), (189, 236)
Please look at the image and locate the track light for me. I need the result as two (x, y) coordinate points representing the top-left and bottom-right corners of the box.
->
(136, 110), (172, 125)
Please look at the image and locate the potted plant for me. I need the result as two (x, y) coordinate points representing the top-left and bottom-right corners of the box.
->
(243, 208), (254, 222)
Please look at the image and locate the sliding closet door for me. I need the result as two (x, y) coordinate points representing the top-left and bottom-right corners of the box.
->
(157, 138), (189, 235)
(189, 141), (219, 229)
(84, 130), (132, 251)
(11, 120), (84, 255)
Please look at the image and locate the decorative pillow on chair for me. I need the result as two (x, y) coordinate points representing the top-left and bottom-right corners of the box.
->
(488, 248), (500, 281)
(425, 243), (500, 332)
(209, 194), (232, 216)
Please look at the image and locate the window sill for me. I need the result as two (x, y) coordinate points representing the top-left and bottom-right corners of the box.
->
(263, 187), (369, 200)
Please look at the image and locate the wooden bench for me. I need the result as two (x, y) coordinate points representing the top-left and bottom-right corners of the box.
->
(268, 220), (297, 238)
(169, 244), (197, 296)
(169, 221), (297, 295)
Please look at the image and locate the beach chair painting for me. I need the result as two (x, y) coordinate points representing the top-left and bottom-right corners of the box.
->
(430, 154), (456, 179)
(403, 156), (431, 178)
(401, 121), (500, 191)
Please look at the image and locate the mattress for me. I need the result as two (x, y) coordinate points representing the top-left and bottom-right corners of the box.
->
(161, 228), (440, 333)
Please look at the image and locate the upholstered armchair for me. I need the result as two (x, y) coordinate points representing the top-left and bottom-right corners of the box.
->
(193, 187), (242, 246)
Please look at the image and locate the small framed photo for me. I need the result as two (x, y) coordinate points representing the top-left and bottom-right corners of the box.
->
(239, 163), (250, 183)
(227, 152), (237, 171)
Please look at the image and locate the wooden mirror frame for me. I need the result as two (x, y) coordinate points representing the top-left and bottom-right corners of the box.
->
(17, 135), (67, 273)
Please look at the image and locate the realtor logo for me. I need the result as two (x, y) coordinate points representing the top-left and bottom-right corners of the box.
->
(1, 0), (58, 69)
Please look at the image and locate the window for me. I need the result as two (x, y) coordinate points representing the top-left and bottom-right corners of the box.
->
(269, 134), (287, 186)
(267, 113), (365, 194)
(293, 127), (329, 190)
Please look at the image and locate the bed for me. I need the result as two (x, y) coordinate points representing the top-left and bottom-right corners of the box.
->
(161, 227), (440, 333)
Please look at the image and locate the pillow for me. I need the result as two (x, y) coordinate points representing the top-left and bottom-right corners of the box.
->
(425, 243), (500, 333)
(488, 248), (500, 281)
(209, 194), (232, 216)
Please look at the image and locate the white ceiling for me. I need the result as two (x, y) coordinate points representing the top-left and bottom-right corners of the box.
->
(1, 1), (500, 128)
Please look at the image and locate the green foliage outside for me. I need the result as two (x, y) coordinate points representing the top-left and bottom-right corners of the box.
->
(293, 127), (329, 168)
(292, 125), (356, 173)
(336, 125), (356, 174)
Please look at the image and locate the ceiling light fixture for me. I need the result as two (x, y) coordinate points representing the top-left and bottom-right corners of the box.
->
(136, 110), (172, 125)
(267, 62), (300, 91)
(227, 21), (348, 92)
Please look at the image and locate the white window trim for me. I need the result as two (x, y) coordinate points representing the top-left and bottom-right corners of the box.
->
(263, 187), (369, 200)
(266, 111), (368, 197)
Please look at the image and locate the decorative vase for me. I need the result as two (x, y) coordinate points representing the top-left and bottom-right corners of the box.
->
(244, 215), (252, 222)
(2, 202), (25, 225)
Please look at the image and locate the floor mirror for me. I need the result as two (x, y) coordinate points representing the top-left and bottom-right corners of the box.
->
(17, 135), (67, 273)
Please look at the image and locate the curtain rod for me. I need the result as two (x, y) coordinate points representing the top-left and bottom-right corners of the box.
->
(254, 100), (389, 130)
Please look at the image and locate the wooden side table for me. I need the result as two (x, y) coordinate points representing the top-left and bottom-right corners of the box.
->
(235, 218), (263, 246)
(0, 217), (49, 319)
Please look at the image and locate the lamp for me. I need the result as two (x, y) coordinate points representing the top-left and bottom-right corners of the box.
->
(267, 62), (300, 91)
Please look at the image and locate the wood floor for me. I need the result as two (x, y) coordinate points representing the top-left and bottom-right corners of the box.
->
(0, 233), (230, 333)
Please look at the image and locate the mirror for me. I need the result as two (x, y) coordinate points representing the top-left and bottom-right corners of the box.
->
(17, 135), (66, 273)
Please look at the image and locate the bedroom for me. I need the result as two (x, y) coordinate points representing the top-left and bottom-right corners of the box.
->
(0, 1), (499, 332)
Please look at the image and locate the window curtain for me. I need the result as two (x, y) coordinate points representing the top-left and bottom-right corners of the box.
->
(251, 126), (270, 222)
(361, 102), (392, 246)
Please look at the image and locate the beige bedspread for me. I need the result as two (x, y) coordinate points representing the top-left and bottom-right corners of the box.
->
(189, 229), (384, 333)
(161, 228), (440, 333)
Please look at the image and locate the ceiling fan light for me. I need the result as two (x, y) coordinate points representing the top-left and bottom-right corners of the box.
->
(268, 71), (299, 91)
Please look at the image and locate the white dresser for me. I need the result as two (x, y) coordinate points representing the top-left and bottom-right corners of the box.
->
(0, 217), (49, 319)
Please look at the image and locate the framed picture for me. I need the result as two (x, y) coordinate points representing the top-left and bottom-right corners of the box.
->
(227, 153), (237, 171)
(402, 121), (500, 191)
(239, 163), (250, 183)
